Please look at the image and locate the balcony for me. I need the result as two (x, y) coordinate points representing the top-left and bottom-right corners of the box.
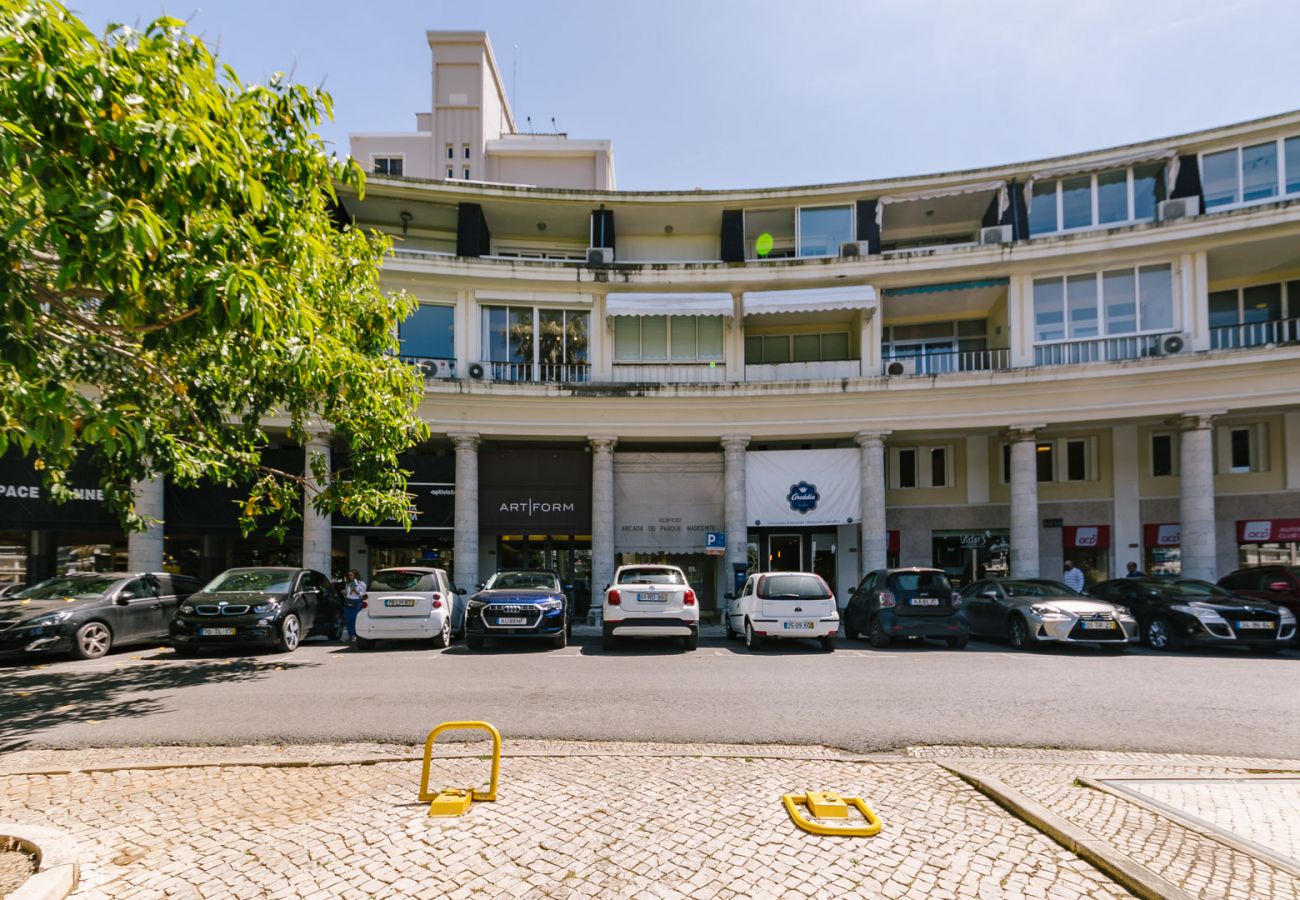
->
(744, 360), (861, 381)
(882, 348), (1010, 376)
(1210, 318), (1300, 350)
(1033, 333), (1174, 366)
(480, 361), (591, 384)
(610, 363), (727, 384)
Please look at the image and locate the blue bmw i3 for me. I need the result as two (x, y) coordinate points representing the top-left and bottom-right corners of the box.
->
(464, 570), (571, 650)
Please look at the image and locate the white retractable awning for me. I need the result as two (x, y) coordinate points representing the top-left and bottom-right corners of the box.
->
(742, 284), (878, 316)
(876, 180), (1009, 227)
(604, 292), (734, 317)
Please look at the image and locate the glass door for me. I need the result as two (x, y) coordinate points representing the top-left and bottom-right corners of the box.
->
(768, 534), (802, 571)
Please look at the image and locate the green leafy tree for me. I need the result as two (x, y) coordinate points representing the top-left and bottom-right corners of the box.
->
(0, 0), (428, 536)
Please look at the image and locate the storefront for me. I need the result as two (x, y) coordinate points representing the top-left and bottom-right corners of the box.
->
(1143, 523), (1181, 575)
(614, 452), (723, 618)
(1062, 525), (1110, 584)
(480, 446), (593, 616)
(932, 529), (1010, 586)
(745, 448), (860, 599)
(1236, 518), (1300, 567)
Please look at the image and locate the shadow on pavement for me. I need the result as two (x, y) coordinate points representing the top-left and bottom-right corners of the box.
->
(0, 655), (321, 752)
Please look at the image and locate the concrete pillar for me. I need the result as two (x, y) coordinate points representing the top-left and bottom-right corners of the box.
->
(1008, 425), (1043, 578)
(859, 309), (882, 377)
(721, 435), (750, 593)
(725, 293), (745, 383)
(449, 432), (480, 592)
(302, 437), (332, 575)
(1111, 425), (1141, 579)
(590, 436), (617, 602)
(1179, 412), (1219, 581)
(855, 431), (889, 575)
(128, 476), (165, 572)
(1007, 275), (1035, 368)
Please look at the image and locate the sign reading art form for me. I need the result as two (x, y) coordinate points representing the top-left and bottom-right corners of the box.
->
(745, 449), (861, 528)
(479, 447), (592, 533)
(613, 453), (723, 553)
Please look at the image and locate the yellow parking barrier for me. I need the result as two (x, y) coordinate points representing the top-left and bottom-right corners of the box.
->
(783, 791), (883, 837)
(418, 721), (502, 817)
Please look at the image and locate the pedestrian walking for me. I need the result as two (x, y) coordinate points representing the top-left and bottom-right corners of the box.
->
(1125, 561), (1145, 578)
(1062, 560), (1085, 593)
(342, 569), (367, 642)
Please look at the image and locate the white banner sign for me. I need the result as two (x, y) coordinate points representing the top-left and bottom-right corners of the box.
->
(614, 453), (724, 553)
(745, 449), (861, 528)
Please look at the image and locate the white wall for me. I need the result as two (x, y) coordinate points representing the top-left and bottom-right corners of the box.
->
(617, 234), (720, 262)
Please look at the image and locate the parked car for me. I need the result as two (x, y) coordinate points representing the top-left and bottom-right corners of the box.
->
(464, 570), (571, 650)
(0, 582), (27, 600)
(0, 572), (199, 660)
(355, 566), (465, 650)
(1218, 566), (1300, 640)
(844, 567), (968, 649)
(724, 571), (838, 651)
(1089, 577), (1296, 652)
(602, 564), (699, 651)
(170, 567), (343, 655)
(960, 578), (1136, 650)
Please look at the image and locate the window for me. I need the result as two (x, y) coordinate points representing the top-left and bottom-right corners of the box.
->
(1287, 136), (1300, 195)
(463, 145), (471, 160)
(1151, 433), (1175, 477)
(898, 449), (917, 489)
(372, 156), (403, 176)
(744, 331), (852, 364)
(614, 316), (724, 363)
(1230, 428), (1251, 472)
(1032, 264), (1174, 343)
(480, 306), (590, 375)
(746, 204), (854, 259)
(464, 168), (471, 180)
(1001, 438), (1095, 483)
(930, 448), (948, 488)
(446, 168), (454, 179)
(1207, 281), (1295, 348)
(744, 208), (795, 259)
(1201, 135), (1300, 209)
(1065, 440), (1087, 482)
(446, 145), (454, 160)
(399, 304), (454, 360)
(1036, 443), (1054, 482)
(797, 205), (853, 257)
(891, 445), (952, 489)
(1029, 164), (1165, 236)
(1221, 423), (1268, 474)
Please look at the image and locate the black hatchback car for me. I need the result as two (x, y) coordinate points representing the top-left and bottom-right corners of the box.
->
(844, 567), (969, 649)
(1, 572), (200, 659)
(464, 570), (571, 650)
(170, 567), (342, 655)
(1089, 577), (1295, 652)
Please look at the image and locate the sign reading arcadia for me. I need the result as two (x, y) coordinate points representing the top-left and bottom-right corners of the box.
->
(480, 447), (592, 533)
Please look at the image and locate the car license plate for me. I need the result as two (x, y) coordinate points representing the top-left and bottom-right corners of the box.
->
(911, 597), (940, 606)
(638, 592), (667, 602)
(1082, 621), (1116, 630)
(782, 621), (814, 630)
(1237, 620), (1274, 629)
(498, 617), (527, 626)
(384, 598), (416, 607)
(199, 627), (235, 636)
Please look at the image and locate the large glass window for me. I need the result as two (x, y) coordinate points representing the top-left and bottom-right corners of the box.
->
(744, 208), (796, 260)
(1061, 175), (1093, 230)
(798, 205), (853, 257)
(1066, 274), (1099, 338)
(1287, 136), (1300, 195)
(481, 306), (588, 373)
(1132, 163), (1163, 221)
(1034, 264), (1174, 343)
(1032, 279), (1065, 342)
(615, 316), (724, 363)
(1201, 136), (1300, 208)
(1096, 170), (1129, 224)
(1030, 165), (1164, 236)
(744, 331), (852, 364)
(1242, 283), (1283, 324)
(1138, 265), (1174, 332)
(399, 304), (454, 360)
(1208, 290), (1240, 328)
(1102, 269), (1138, 335)
(1242, 141), (1279, 203)
(1201, 149), (1239, 208)
(1029, 182), (1058, 236)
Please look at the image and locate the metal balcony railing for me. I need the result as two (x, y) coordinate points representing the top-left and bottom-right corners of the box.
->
(483, 361), (591, 384)
(610, 363), (728, 384)
(881, 348), (1010, 375)
(1210, 318), (1300, 350)
(1034, 333), (1171, 366)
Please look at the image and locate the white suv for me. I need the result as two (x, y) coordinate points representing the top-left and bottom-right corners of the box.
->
(602, 564), (699, 651)
(725, 571), (839, 652)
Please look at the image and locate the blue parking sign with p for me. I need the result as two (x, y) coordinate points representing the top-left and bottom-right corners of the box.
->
(705, 532), (725, 554)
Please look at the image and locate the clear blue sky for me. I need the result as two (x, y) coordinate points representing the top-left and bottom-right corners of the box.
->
(69, 0), (1300, 191)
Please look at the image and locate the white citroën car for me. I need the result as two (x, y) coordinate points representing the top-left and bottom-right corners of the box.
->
(602, 564), (700, 651)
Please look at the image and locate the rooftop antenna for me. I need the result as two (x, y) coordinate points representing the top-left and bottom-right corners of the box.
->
(526, 116), (532, 134)
(551, 117), (557, 133)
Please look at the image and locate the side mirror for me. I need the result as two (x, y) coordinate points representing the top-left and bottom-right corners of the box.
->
(1268, 581), (1291, 592)
(847, 587), (858, 596)
(116, 592), (133, 605)
(723, 592), (735, 601)
(603, 584), (611, 593)
(456, 587), (467, 596)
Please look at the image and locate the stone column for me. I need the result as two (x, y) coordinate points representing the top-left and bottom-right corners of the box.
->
(721, 436), (750, 593)
(449, 432), (480, 593)
(302, 437), (332, 575)
(1179, 413), (1219, 581)
(590, 437), (618, 605)
(855, 431), (889, 576)
(127, 476), (165, 572)
(1007, 425), (1042, 578)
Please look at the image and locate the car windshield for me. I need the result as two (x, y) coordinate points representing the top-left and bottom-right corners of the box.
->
(486, 571), (560, 591)
(617, 568), (685, 585)
(1148, 580), (1234, 599)
(889, 571), (952, 593)
(370, 571), (437, 592)
(201, 570), (295, 594)
(759, 574), (830, 600)
(1005, 580), (1074, 598)
(12, 575), (120, 600)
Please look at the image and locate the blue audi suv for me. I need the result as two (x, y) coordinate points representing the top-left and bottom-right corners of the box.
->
(464, 570), (571, 650)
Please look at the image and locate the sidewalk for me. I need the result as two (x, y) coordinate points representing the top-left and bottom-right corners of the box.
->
(2, 741), (1298, 899)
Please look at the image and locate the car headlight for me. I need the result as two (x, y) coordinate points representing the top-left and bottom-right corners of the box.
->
(1170, 604), (1227, 623)
(538, 599), (564, 611)
(180, 605), (195, 614)
(467, 599), (487, 610)
(1113, 606), (1133, 618)
(1280, 609), (1296, 624)
(253, 602), (279, 614)
(1028, 604), (1069, 617)
(25, 611), (72, 627)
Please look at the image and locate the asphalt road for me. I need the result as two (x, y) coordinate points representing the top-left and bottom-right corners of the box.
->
(3, 633), (1298, 756)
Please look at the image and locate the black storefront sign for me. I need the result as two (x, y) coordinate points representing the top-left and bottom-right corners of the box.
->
(0, 448), (120, 529)
(333, 451), (455, 532)
(480, 448), (591, 533)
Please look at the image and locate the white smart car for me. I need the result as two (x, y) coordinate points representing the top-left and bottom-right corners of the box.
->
(354, 567), (464, 650)
(602, 564), (699, 651)
(724, 571), (839, 652)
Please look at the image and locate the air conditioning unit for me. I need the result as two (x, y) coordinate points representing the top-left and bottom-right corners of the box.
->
(885, 358), (918, 376)
(467, 362), (488, 380)
(1156, 197), (1200, 222)
(839, 240), (871, 258)
(586, 247), (614, 265)
(1156, 334), (1188, 355)
(428, 359), (453, 379)
(979, 225), (1013, 245)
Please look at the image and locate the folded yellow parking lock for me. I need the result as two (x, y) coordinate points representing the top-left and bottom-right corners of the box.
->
(783, 791), (883, 837)
(418, 721), (501, 817)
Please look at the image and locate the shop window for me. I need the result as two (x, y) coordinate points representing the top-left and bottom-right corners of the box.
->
(1151, 433), (1175, 477)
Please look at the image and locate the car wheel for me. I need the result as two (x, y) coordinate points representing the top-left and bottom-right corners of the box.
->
(173, 644), (200, 658)
(274, 614), (301, 653)
(744, 619), (762, 651)
(552, 629), (567, 650)
(71, 621), (112, 660)
(868, 616), (891, 649)
(325, 611), (343, 641)
(946, 635), (969, 649)
(465, 634), (484, 651)
(683, 630), (698, 651)
(724, 616), (736, 639)
(354, 635), (375, 651)
(601, 624), (616, 652)
(1144, 617), (1177, 651)
(1008, 615), (1033, 651)
(432, 617), (451, 649)
(820, 634), (837, 653)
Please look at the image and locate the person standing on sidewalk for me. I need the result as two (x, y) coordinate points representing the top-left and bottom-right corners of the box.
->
(342, 569), (367, 642)
(1062, 560), (1085, 593)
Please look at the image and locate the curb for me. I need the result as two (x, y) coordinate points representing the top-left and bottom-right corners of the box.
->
(939, 763), (1193, 900)
(0, 823), (79, 900)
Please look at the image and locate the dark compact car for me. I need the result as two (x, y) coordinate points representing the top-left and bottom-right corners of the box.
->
(0, 572), (200, 659)
(170, 567), (343, 655)
(1089, 577), (1296, 652)
(1218, 566), (1300, 638)
(464, 570), (571, 650)
(844, 567), (969, 649)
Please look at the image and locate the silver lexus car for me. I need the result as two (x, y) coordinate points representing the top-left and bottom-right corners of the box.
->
(959, 578), (1137, 650)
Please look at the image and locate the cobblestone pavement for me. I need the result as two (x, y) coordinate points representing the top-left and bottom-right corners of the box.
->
(2, 742), (1299, 898)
